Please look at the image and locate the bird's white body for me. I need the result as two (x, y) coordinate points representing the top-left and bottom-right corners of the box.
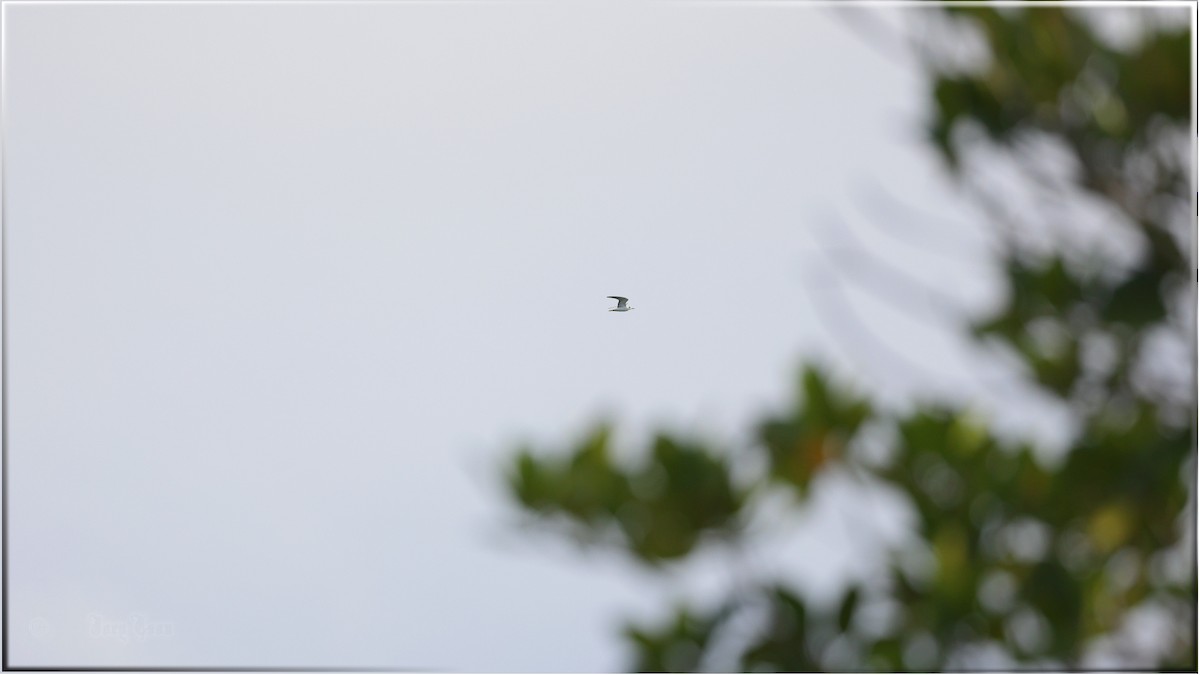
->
(607, 296), (633, 312)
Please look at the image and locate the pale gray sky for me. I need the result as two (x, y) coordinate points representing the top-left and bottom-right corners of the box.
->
(4, 1), (1102, 670)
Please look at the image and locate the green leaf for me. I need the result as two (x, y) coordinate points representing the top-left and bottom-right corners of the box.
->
(758, 366), (872, 496)
(837, 586), (861, 633)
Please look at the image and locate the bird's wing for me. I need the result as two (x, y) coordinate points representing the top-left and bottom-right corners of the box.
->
(607, 296), (628, 307)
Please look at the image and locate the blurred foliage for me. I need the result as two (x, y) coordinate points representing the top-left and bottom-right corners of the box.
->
(760, 367), (872, 497)
(510, 425), (746, 563)
(500, 6), (1193, 671)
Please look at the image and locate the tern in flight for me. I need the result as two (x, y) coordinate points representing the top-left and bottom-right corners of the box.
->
(607, 296), (634, 312)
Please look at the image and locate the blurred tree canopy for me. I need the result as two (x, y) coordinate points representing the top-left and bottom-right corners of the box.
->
(500, 6), (1193, 671)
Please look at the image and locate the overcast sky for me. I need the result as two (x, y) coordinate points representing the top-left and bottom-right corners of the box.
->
(3, 1), (1120, 669)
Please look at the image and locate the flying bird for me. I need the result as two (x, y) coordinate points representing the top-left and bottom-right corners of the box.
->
(607, 296), (634, 312)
